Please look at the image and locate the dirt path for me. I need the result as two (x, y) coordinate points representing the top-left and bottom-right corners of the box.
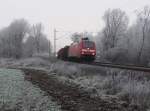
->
(22, 69), (138, 111)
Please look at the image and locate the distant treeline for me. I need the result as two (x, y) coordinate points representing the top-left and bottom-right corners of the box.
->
(0, 19), (51, 59)
(1, 5), (150, 66)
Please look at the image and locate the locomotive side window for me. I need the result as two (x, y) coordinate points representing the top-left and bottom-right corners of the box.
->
(83, 41), (94, 48)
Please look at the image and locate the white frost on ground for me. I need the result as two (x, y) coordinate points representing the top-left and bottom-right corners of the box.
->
(0, 68), (61, 111)
(0, 57), (52, 71)
(50, 61), (150, 110)
(1, 57), (150, 110)
(50, 61), (82, 76)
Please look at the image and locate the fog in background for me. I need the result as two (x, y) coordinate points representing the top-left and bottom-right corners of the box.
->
(0, 0), (150, 65)
(0, 0), (150, 50)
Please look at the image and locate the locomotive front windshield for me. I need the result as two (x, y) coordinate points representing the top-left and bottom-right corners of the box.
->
(83, 41), (94, 48)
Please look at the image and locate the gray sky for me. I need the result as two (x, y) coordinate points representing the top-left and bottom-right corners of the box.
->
(0, 0), (150, 50)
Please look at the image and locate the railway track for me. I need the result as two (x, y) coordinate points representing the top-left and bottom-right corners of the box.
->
(76, 61), (150, 72)
(37, 56), (150, 72)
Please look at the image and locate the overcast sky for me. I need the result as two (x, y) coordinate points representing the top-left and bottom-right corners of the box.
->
(0, 0), (150, 50)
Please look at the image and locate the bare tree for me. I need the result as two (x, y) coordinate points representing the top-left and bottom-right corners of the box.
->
(0, 19), (51, 58)
(0, 27), (11, 57)
(126, 25), (140, 63)
(31, 23), (43, 53)
(102, 9), (129, 51)
(39, 34), (50, 53)
(0, 19), (29, 58)
(8, 19), (29, 58)
(30, 23), (51, 55)
(23, 36), (35, 57)
(136, 6), (150, 64)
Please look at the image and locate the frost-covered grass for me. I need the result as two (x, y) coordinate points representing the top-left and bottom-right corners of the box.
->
(0, 68), (61, 111)
(50, 61), (83, 78)
(1, 57), (150, 110)
(50, 61), (150, 111)
(0, 57), (52, 70)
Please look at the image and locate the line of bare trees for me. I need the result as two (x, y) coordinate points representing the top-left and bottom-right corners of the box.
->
(0, 19), (51, 59)
(95, 6), (150, 66)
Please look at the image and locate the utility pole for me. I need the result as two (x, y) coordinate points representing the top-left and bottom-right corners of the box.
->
(54, 28), (57, 57)
(48, 40), (51, 58)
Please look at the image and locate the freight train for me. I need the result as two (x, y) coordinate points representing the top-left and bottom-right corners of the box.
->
(57, 38), (96, 62)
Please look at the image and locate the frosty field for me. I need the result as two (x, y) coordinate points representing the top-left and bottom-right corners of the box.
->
(50, 61), (150, 111)
(0, 68), (61, 111)
(1, 57), (150, 111)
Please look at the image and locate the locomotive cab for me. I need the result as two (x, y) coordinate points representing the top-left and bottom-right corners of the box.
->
(80, 38), (96, 61)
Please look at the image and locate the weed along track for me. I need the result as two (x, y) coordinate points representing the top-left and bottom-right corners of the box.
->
(22, 68), (139, 111)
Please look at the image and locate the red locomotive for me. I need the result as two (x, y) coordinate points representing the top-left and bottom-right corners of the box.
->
(57, 38), (96, 62)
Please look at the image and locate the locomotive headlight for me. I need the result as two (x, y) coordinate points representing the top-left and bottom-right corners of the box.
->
(82, 49), (87, 52)
(89, 50), (95, 52)
(92, 53), (95, 55)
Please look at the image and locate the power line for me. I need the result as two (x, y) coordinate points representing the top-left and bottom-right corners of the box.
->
(55, 32), (73, 40)
(53, 29), (74, 57)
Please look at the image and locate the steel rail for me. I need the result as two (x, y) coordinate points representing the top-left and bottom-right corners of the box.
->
(76, 61), (150, 72)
